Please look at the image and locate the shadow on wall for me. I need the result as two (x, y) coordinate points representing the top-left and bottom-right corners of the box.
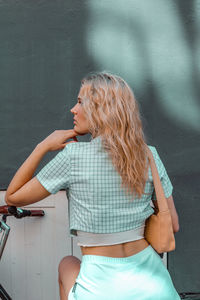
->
(84, 0), (200, 176)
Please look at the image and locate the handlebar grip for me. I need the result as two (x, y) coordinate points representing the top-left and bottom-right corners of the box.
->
(29, 210), (45, 217)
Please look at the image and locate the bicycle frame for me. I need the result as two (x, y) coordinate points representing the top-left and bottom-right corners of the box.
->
(0, 219), (10, 261)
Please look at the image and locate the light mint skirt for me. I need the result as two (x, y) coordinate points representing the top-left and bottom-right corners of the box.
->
(69, 245), (180, 300)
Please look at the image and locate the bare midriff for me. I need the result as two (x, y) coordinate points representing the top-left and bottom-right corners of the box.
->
(80, 238), (150, 258)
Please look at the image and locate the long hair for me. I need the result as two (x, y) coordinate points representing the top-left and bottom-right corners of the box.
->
(79, 71), (149, 200)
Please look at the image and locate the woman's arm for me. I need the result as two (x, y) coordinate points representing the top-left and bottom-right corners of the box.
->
(5, 143), (50, 206)
(5, 130), (78, 207)
(152, 195), (180, 233)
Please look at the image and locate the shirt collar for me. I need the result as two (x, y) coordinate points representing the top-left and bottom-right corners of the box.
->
(91, 135), (102, 144)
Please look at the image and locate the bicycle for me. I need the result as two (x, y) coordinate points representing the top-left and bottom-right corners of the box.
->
(0, 205), (45, 300)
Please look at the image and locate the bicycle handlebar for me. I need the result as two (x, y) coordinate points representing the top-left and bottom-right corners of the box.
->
(0, 205), (45, 218)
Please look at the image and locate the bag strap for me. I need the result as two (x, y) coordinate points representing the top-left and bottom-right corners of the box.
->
(147, 148), (169, 212)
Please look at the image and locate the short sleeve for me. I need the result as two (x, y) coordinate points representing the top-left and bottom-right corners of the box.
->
(36, 144), (71, 194)
(149, 147), (173, 201)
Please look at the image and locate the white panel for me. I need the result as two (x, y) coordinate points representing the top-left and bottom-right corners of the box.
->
(0, 191), (71, 300)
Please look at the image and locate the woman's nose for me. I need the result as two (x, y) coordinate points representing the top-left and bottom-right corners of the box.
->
(71, 104), (77, 114)
(70, 107), (75, 114)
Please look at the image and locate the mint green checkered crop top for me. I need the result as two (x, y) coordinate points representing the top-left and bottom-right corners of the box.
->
(36, 135), (173, 244)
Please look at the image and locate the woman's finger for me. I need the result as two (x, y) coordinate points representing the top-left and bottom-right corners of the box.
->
(62, 129), (78, 141)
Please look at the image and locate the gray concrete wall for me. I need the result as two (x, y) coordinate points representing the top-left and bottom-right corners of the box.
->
(0, 1), (199, 294)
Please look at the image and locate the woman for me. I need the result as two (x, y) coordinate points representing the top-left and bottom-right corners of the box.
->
(5, 72), (180, 300)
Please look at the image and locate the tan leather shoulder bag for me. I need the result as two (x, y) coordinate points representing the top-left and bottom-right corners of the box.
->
(144, 148), (175, 253)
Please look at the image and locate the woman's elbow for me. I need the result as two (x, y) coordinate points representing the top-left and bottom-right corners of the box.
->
(173, 216), (180, 233)
(5, 196), (12, 206)
(5, 193), (17, 206)
(173, 224), (180, 233)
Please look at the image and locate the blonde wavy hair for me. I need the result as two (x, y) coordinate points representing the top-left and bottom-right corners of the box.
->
(79, 72), (149, 200)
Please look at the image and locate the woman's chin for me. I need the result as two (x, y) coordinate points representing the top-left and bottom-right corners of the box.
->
(73, 126), (81, 134)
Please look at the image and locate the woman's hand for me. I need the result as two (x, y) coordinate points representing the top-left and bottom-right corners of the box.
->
(39, 129), (78, 151)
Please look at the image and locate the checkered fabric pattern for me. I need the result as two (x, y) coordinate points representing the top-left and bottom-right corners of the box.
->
(36, 136), (173, 237)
